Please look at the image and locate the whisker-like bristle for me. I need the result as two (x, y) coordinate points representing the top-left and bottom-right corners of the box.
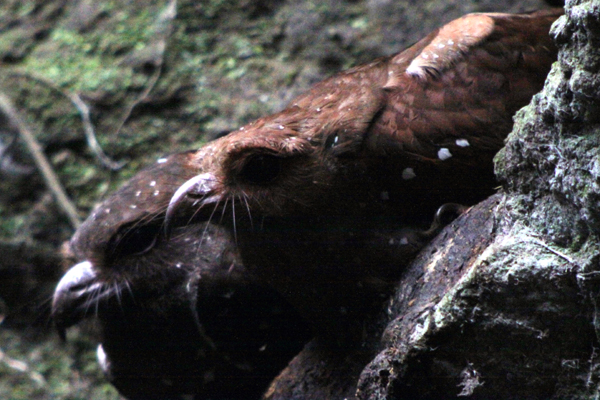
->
(123, 279), (134, 303)
(188, 193), (211, 226)
(241, 194), (254, 230)
(79, 284), (99, 319)
(93, 286), (102, 318)
(232, 198), (237, 244)
(81, 284), (99, 317)
(218, 197), (229, 225)
(113, 282), (123, 311)
(199, 199), (222, 246)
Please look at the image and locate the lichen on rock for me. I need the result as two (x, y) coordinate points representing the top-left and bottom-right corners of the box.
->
(355, 2), (600, 399)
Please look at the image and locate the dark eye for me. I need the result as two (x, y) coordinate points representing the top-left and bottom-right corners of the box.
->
(238, 154), (282, 185)
(108, 223), (160, 262)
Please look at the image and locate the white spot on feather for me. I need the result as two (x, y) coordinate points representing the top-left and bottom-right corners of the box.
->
(157, 158), (167, 164)
(456, 139), (470, 147)
(97, 345), (109, 374)
(438, 148), (452, 160)
(402, 167), (416, 180)
(406, 61), (427, 79)
(149, 181), (156, 187)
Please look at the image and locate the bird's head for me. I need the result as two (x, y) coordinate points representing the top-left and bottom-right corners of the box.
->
(51, 150), (311, 399)
(166, 68), (389, 231)
(52, 151), (205, 339)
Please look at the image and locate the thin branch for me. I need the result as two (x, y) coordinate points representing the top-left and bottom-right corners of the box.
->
(69, 91), (126, 170)
(112, 0), (175, 136)
(113, 63), (163, 138)
(0, 93), (81, 229)
(529, 236), (578, 266)
(9, 71), (126, 170)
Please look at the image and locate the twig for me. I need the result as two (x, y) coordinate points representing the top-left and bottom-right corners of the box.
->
(113, 63), (163, 138)
(112, 0), (175, 136)
(9, 71), (126, 170)
(69, 91), (126, 170)
(529, 236), (577, 266)
(0, 93), (81, 229)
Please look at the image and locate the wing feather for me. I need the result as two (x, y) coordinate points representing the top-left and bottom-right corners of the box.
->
(366, 9), (562, 164)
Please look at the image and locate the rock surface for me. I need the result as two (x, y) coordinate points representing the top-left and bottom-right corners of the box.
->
(353, 1), (600, 399)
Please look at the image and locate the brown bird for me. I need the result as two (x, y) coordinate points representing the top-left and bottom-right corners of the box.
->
(51, 151), (311, 399)
(164, 9), (562, 341)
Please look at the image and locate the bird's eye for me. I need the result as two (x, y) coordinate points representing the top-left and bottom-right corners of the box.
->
(107, 223), (160, 262)
(238, 154), (282, 186)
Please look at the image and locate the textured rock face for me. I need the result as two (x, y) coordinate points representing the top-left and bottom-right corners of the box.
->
(353, 2), (600, 399)
(497, 0), (600, 242)
(356, 195), (598, 399)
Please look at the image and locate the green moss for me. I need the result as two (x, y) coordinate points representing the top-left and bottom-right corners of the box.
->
(15, 2), (157, 94)
(23, 30), (132, 93)
(0, 328), (121, 400)
(0, 212), (27, 238)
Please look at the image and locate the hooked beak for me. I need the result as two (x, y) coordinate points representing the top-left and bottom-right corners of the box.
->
(51, 261), (102, 341)
(164, 173), (221, 238)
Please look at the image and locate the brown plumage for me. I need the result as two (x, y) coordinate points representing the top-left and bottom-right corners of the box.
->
(163, 9), (562, 340)
(52, 150), (311, 399)
(168, 9), (560, 222)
